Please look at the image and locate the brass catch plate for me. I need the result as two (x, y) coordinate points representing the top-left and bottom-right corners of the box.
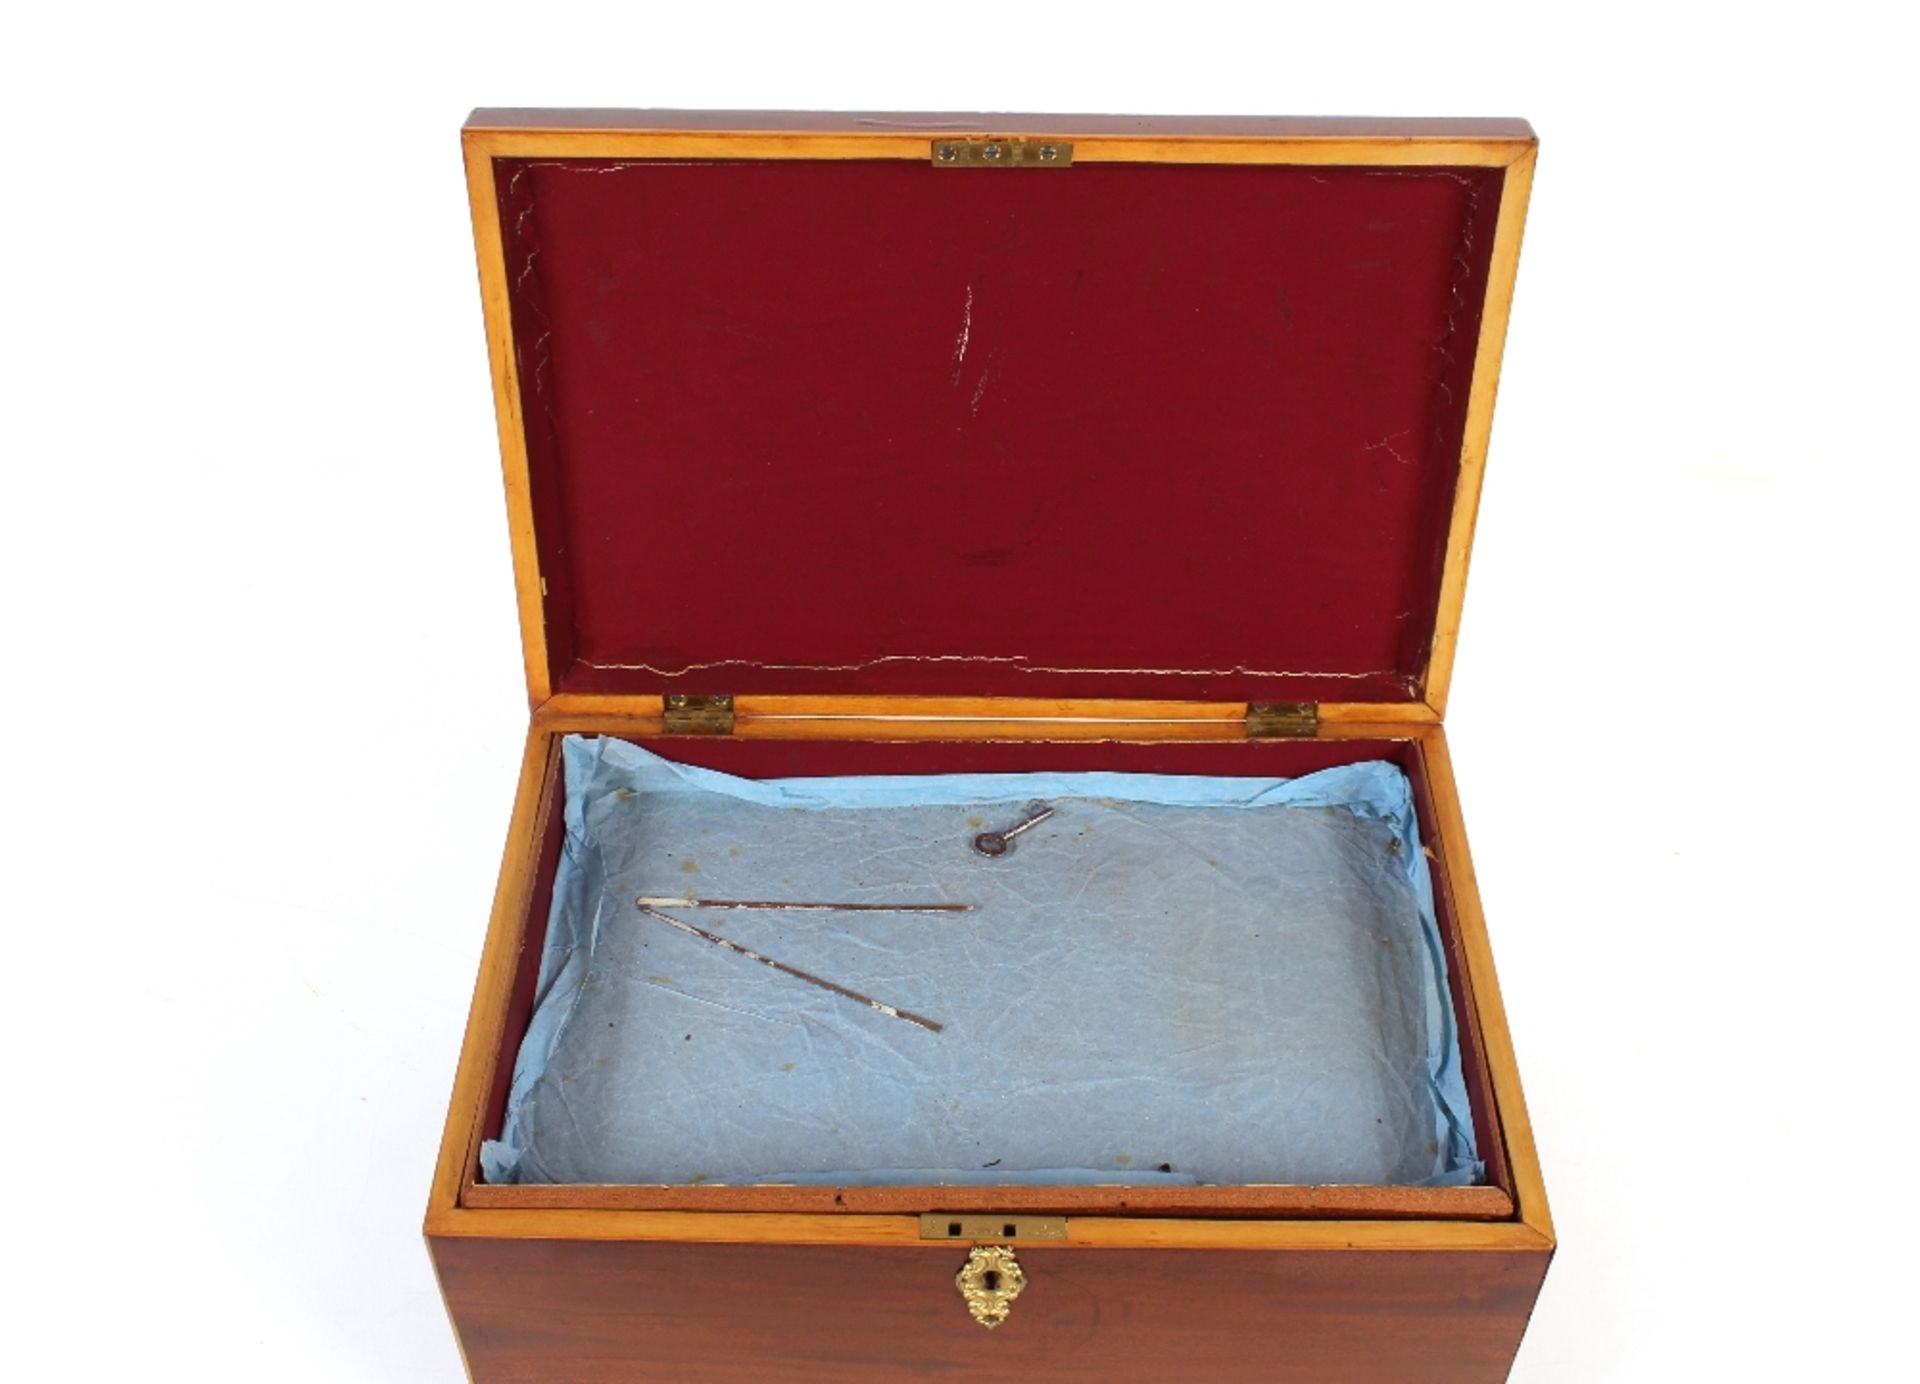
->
(931, 137), (1073, 168)
(662, 693), (735, 735)
(919, 1213), (1067, 1242)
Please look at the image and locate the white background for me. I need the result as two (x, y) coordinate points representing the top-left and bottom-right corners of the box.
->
(6, 3), (1916, 1379)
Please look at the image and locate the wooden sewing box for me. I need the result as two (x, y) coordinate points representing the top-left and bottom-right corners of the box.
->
(427, 109), (1552, 1383)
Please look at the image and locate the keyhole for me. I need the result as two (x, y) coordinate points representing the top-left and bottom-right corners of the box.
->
(983, 1270), (1001, 1290)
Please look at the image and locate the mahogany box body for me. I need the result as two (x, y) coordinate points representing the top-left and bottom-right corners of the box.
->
(428, 109), (1552, 1384)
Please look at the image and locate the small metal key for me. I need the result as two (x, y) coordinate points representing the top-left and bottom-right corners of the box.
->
(973, 801), (1055, 858)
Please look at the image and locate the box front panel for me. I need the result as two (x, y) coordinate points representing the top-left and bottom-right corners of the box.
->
(432, 1236), (1547, 1383)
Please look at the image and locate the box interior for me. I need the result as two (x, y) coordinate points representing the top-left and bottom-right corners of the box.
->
(466, 733), (1513, 1219)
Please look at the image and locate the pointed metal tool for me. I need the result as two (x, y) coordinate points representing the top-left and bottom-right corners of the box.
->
(633, 905), (945, 1033)
(634, 897), (971, 914)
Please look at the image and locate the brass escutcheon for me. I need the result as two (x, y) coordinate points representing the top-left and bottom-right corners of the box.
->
(955, 1244), (1026, 1329)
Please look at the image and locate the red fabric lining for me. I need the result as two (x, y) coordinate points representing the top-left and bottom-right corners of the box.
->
(494, 158), (1503, 702)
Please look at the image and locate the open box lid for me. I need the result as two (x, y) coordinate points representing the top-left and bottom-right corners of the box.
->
(463, 111), (1536, 722)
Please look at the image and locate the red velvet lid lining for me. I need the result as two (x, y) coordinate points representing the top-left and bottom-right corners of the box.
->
(493, 154), (1505, 703)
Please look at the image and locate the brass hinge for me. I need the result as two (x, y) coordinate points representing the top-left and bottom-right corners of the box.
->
(662, 693), (735, 735)
(919, 1214), (1068, 1242)
(931, 137), (1073, 168)
(1245, 701), (1320, 738)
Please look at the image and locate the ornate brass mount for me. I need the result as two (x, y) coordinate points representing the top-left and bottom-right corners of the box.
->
(955, 1245), (1027, 1329)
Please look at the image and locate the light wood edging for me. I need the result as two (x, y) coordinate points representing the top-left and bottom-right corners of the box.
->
(464, 127), (1534, 167)
(534, 694), (1441, 739)
(1417, 726), (1553, 1246)
(462, 1180), (1512, 1220)
(1420, 145), (1537, 717)
(427, 1206), (1549, 1253)
(428, 728), (560, 1218)
(729, 695), (1440, 726)
(464, 132), (551, 707)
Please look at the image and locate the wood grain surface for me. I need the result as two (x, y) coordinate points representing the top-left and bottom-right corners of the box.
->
(430, 1236), (1549, 1383)
(437, 109), (1550, 1384)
